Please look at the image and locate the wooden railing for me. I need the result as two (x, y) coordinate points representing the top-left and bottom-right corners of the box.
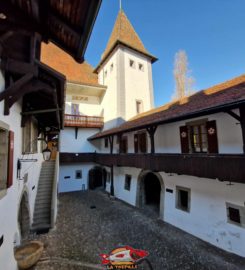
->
(60, 152), (245, 184)
(64, 114), (104, 128)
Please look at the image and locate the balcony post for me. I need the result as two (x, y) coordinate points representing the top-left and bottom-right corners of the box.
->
(239, 105), (245, 154)
(109, 135), (114, 154)
(110, 165), (114, 196)
(146, 125), (157, 154)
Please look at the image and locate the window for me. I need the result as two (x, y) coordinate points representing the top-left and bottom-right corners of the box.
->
(189, 123), (208, 153)
(71, 103), (79, 115)
(226, 202), (245, 227)
(136, 100), (143, 114)
(22, 117), (38, 154)
(180, 120), (218, 154)
(176, 186), (190, 212)
(75, 170), (82, 179)
(119, 136), (128, 153)
(134, 132), (147, 153)
(129, 59), (135, 68)
(104, 138), (109, 148)
(124, 175), (131, 191)
(138, 63), (144, 71)
(0, 121), (14, 197)
(0, 127), (9, 191)
(110, 63), (114, 72)
(104, 70), (107, 78)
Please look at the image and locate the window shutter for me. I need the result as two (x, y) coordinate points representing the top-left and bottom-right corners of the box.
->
(134, 134), (138, 153)
(7, 131), (14, 188)
(139, 133), (147, 153)
(179, 126), (189, 153)
(206, 120), (218, 153)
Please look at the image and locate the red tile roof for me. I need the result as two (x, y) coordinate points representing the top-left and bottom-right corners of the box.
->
(95, 10), (157, 72)
(41, 42), (103, 87)
(89, 74), (245, 140)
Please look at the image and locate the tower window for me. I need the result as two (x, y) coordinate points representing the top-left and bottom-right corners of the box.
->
(110, 63), (114, 72)
(129, 59), (135, 68)
(104, 70), (107, 78)
(136, 100), (143, 114)
(139, 63), (144, 71)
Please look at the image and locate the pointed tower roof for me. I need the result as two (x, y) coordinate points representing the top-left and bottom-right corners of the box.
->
(95, 10), (157, 72)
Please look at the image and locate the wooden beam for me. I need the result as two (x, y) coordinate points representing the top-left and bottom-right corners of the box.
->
(225, 110), (241, 122)
(239, 105), (245, 154)
(1, 59), (38, 76)
(108, 135), (114, 154)
(0, 73), (34, 102)
(146, 125), (158, 154)
(21, 108), (62, 115)
(110, 165), (114, 197)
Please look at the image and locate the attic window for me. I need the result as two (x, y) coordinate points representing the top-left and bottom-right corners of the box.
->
(129, 59), (135, 68)
(139, 63), (144, 71)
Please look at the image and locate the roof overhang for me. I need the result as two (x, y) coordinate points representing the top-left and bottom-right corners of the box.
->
(89, 99), (245, 141)
(0, 0), (102, 62)
(67, 81), (107, 98)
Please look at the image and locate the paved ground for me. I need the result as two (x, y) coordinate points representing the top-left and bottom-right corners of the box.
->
(32, 191), (245, 270)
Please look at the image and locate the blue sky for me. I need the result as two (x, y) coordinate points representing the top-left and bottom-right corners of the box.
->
(86, 0), (245, 107)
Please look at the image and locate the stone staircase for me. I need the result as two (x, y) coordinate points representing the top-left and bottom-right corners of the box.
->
(32, 160), (55, 233)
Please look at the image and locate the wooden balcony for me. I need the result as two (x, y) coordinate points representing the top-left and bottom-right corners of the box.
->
(60, 153), (245, 184)
(64, 114), (104, 128)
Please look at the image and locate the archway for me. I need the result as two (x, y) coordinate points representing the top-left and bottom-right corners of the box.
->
(88, 166), (103, 190)
(136, 171), (165, 219)
(18, 191), (30, 241)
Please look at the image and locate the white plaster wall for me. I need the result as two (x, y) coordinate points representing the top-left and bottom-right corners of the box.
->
(113, 167), (141, 206)
(60, 128), (100, 153)
(108, 164), (245, 257)
(123, 48), (154, 120)
(59, 163), (95, 192)
(65, 94), (103, 117)
(99, 50), (119, 129)
(161, 172), (245, 257)
(0, 70), (43, 270)
(153, 112), (243, 154)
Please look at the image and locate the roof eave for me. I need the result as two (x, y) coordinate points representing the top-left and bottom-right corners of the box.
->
(88, 99), (245, 141)
(94, 41), (158, 73)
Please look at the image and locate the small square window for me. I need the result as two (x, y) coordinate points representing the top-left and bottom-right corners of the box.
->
(136, 100), (143, 114)
(124, 175), (131, 191)
(139, 63), (144, 71)
(226, 202), (245, 227)
(176, 186), (190, 212)
(228, 207), (240, 224)
(104, 138), (109, 148)
(75, 170), (82, 179)
(129, 59), (135, 68)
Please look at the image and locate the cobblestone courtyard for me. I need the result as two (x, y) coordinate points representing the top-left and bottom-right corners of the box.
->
(32, 191), (245, 270)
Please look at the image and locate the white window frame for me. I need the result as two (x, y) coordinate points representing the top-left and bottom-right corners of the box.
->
(226, 202), (245, 228)
(176, 186), (191, 212)
(22, 116), (38, 154)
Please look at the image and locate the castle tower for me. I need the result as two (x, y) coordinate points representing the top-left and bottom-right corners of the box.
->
(95, 9), (157, 129)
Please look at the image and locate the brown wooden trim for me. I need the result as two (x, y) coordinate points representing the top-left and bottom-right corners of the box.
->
(60, 152), (245, 184)
(239, 105), (245, 154)
(7, 131), (14, 188)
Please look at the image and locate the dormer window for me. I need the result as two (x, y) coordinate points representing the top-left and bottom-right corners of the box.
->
(139, 63), (144, 71)
(129, 59), (135, 68)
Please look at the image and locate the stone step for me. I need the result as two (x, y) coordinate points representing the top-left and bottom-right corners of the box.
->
(33, 212), (50, 221)
(31, 223), (51, 232)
